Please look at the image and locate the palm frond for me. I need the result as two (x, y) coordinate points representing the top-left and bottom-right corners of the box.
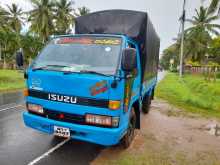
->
(186, 19), (196, 24)
(205, 15), (219, 23)
(207, 0), (220, 15)
(206, 23), (220, 29)
(208, 28), (220, 35)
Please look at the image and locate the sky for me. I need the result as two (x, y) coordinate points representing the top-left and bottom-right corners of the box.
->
(0, 0), (212, 53)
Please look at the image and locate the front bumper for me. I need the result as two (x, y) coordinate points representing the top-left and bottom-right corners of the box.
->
(23, 112), (126, 146)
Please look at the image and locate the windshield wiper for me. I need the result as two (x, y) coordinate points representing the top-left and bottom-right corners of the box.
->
(32, 66), (48, 71)
(32, 65), (110, 77)
(63, 71), (80, 75)
(32, 64), (70, 71)
(80, 70), (110, 77)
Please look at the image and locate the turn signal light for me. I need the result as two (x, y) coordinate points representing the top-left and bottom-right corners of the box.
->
(108, 100), (121, 110)
(23, 88), (29, 96)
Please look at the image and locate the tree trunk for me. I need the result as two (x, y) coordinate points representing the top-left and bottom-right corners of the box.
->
(3, 58), (7, 69)
(28, 57), (32, 66)
(0, 45), (2, 61)
(3, 45), (7, 69)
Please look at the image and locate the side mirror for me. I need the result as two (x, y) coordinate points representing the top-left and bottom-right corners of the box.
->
(121, 48), (137, 72)
(16, 51), (24, 67)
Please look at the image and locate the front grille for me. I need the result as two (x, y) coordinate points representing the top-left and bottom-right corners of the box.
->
(45, 109), (85, 124)
(29, 109), (86, 125)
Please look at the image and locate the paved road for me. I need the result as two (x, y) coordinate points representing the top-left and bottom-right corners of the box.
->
(0, 71), (166, 165)
(0, 106), (104, 165)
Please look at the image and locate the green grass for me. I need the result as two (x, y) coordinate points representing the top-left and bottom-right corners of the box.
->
(107, 151), (220, 165)
(0, 69), (25, 92)
(108, 153), (171, 165)
(156, 73), (220, 119)
(108, 149), (172, 165)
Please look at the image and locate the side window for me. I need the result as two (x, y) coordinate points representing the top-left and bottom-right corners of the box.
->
(127, 42), (136, 49)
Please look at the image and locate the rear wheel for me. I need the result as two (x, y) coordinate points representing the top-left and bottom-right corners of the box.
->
(142, 94), (151, 114)
(121, 107), (136, 149)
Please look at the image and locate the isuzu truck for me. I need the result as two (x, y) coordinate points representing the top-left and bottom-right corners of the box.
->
(22, 10), (160, 148)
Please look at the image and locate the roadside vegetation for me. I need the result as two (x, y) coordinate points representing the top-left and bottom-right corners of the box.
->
(156, 73), (220, 119)
(0, 0), (90, 69)
(0, 70), (25, 92)
(0, 0), (90, 91)
(160, 0), (220, 70)
(158, 0), (220, 119)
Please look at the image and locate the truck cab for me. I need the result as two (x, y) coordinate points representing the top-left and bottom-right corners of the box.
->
(22, 10), (159, 148)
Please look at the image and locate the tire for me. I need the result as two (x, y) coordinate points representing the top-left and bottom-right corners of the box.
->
(142, 94), (151, 114)
(121, 107), (136, 149)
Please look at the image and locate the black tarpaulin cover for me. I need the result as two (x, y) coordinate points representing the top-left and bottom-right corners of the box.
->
(75, 10), (147, 42)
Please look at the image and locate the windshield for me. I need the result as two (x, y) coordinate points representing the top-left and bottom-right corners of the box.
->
(32, 36), (122, 75)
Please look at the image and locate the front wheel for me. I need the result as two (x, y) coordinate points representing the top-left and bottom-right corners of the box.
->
(121, 107), (136, 149)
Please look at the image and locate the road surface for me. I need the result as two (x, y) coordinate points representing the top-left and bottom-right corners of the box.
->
(0, 71), (166, 165)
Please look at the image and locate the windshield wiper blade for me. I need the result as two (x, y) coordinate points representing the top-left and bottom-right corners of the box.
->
(32, 64), (70, 71)
(46, 64), (70, 68)
(32, 66), (48, 71)
(80, 70), (109, 77)
(63, 71), (80, 75)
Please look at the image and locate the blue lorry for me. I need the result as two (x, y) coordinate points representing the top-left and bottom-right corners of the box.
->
(21, 10), (160, 148)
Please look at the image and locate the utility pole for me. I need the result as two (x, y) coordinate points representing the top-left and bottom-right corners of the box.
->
(179, 0), (186, 78)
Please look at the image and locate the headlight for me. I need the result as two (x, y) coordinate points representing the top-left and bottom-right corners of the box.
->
(27, 103), (44, 114)
(85, 114), (119, 127)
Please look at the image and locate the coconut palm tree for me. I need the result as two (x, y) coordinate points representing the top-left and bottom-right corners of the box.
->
(185, 28), (211, 62)
(0, 6), (8, 30)
(54, 0), (74, 34)
(185, 2), (220, 62)
(21, 32), (43, 64)
(28, 0), (55, 42)
(75, 6), (90, 17)
(0, 6), (8, 61)
(0, 29), (18, 68)
(5, 3), (23, 34)
(186, 6), (220, 35)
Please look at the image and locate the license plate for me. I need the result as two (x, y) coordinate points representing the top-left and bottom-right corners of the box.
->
(54, 126), (70, 138)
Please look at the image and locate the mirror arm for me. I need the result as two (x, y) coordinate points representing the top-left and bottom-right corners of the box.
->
(24, 71), (28, 79)
(123, 70), (133, 79)
(125, 72), (133, 79)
